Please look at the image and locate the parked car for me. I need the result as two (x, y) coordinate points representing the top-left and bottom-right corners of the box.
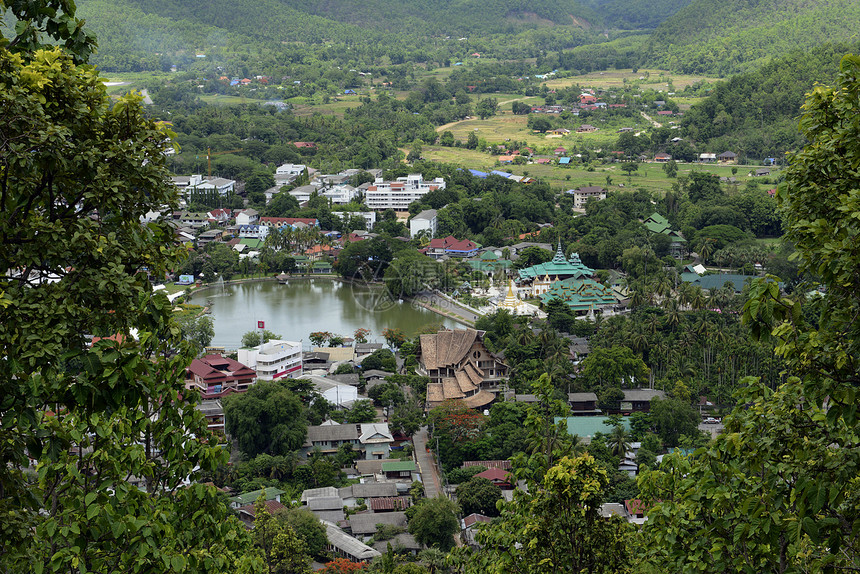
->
(703, 417), (721, 424)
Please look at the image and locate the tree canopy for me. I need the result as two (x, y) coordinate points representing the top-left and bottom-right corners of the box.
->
(223, 380), (308, 457)
(0, 22), (255, 572)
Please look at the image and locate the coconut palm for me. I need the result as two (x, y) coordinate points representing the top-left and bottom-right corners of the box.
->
(607, 425), (633, 460)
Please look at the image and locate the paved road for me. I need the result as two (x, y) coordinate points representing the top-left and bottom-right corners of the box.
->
(416, 290), (479, 325)
(413, 427), (442, 499)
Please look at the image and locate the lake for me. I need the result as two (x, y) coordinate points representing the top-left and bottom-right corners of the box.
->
(193, 278), (460, 349)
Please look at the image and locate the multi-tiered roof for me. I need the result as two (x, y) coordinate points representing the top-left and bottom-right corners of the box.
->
(518, 241), (594, 282)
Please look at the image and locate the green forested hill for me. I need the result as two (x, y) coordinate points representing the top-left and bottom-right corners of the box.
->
(646, 0), (860, 75)
(284, 0), (603, 33)
(577, 0), (692, 29)
(77, 0), (611, 71)
(681, 42), (857, 159)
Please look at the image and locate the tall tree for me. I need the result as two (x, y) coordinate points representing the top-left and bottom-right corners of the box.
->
(467, 455), (629, 574)
(455, 476), (503, 517)
(640, 53), (860, 572)
(408, 496), (460, 551)
(0, 29), (255, 574)
(223, 380), (308, 457)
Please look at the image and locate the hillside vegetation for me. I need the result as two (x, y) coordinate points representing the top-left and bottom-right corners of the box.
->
(578, 0), (692, 29)
(646, 0), (860, 75)
(681, 42), (857, 158)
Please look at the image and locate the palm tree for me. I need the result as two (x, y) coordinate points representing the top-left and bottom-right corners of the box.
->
(607, 425), (632, 460)
(420, 548), (448, 574)
(698, 237), (716, 264)
(690, 286), (707, 310)
(663, 299), (682, 330)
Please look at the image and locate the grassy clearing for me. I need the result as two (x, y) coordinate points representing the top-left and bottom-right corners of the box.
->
(198, 94), (266, 105)
(442, 112), (650, 153)
(420, 138), (781, 196)
(292, 98), (364, 117)
(543, 69), (719, 91)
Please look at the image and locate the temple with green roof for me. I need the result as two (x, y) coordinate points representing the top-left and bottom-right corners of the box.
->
(539, 277), (619, 313)
(518, 241), (595, 283)
(468, 251), (512, 275)
(643, 213), (686, 258)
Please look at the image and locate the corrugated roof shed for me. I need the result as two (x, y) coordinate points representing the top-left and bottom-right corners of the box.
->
(348, 511), (408, 535)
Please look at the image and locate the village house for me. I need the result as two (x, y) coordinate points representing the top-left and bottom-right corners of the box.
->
(302, 422), (394, 459)
(718, 151), (738, 164)
(426, 235), (480, 259)
(409, 209), (438, 239)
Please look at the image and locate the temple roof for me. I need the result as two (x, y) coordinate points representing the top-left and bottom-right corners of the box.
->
(539, 277), (619, 311)
(518, 242), (594, 281)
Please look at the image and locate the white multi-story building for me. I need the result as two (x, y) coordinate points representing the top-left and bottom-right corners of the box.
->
(409, 209), (437, 238)
(365, 174), (446, 211)
(238, 339), (303, 381)
(172, 174), (236, 197)
(567, 186), (606, 210)
(333, 211), (377, 231)
(323, 184), (360, 205)
(276, 163), (308, 176)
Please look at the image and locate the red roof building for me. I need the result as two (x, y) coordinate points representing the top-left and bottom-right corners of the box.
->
(462, 460), (512, 470)
(474, 468), (516, 489)
(236, 500), (286, 528)
(186, 354), (257, 398)
(260, 217), (318, 228)
(427, 236), (479, 258)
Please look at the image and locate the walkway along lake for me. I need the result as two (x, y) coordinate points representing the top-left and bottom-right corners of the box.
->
(194, 278), (460, 350)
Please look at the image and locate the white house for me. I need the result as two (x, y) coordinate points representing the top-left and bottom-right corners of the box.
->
(299, 374), (360, 407)
(323, 184), (360, 205)
(365, 174), (446, 211)
(410, 209), (438, 238)
(566, 186), (606, 210)
(238, 224), (269, 239)
(235, 208), (259, 226)
(276, 163), (307, 176)
(289, 185), (317, 204)
(172, 174), (235, 196)
(238, 339), (303, 380)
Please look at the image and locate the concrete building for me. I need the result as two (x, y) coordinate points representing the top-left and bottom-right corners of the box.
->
(365, 174), (446, 211)
(237, 340), (303, 381)
(333, 211), (377, 231)
(275, 163), (307, 176)
(410, 209), (438, 238)
(567, 185), (606, 210)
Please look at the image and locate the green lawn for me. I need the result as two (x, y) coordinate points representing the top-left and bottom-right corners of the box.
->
(419, 139), (781, 195)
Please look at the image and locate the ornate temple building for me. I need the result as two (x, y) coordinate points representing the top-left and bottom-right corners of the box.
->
(538, 277), (619, 314)
(517, 241), (594, 290)
(417, 328), (508, 411)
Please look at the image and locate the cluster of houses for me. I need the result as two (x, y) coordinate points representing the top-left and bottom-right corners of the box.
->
(187, 339), (396, 435)
(226, 453), (422, 562)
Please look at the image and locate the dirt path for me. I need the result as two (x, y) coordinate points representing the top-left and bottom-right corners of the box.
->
(640, 111), (662, 128)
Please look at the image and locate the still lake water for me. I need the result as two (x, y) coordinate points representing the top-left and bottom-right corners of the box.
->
(194, 279), (459, 350)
